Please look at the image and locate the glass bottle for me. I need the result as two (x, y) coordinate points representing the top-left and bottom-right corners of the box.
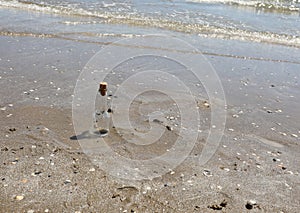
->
(90, 82), (110, 137)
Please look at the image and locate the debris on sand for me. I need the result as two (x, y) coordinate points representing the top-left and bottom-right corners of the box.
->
(9, 128), (16, 132)
(166, 125), (173, 131)
(245, 200), (257, 210)
(208, 200), (227, 210)
(203, 169), (212, 177)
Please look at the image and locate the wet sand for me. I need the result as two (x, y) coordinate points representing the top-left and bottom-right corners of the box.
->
(1, 35), (300, 212)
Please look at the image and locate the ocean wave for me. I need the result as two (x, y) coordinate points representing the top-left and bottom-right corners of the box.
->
(187, 0), (300, 12)
(0, 0), (112, 18)
(0, 0), (300, 48)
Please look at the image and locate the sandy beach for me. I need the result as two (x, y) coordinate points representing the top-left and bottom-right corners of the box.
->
(0, 31), (299, 213)
(1, 0), (300, 210)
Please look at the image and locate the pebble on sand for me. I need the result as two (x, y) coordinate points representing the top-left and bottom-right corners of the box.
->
(245, 200), (257, 209)
(203, 101), (210, 108)
(222, 168), (230, 172)
(89, 168), (95, 172)
(21, 179), (28, 183)
(15, 195), (24, 201)
(166, 126), (173, 131)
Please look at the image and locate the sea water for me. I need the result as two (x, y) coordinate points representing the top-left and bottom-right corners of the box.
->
(0, 0), (299, 47)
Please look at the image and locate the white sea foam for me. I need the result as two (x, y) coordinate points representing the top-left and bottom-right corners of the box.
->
(187, 0), (300, 11)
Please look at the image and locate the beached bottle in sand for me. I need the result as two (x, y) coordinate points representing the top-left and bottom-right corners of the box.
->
(90, 82), (110, 137)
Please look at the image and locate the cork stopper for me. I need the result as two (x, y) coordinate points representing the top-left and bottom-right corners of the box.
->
(99, 82), (107, 96)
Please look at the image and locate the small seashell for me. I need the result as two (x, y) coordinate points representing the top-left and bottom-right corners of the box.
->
(248, 200), (257, 205)
(291, 134), (298, 138)
(279, 132), (287, 136)
(203, 169), (212, 177)
(64, 180), (71, 184)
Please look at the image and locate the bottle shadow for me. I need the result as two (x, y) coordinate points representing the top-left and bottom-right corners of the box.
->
(70, 130), (102, 140)
(70, 130), (107, 140)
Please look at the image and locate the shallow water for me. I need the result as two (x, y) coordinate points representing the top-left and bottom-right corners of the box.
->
(0, 0), (299, 47)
